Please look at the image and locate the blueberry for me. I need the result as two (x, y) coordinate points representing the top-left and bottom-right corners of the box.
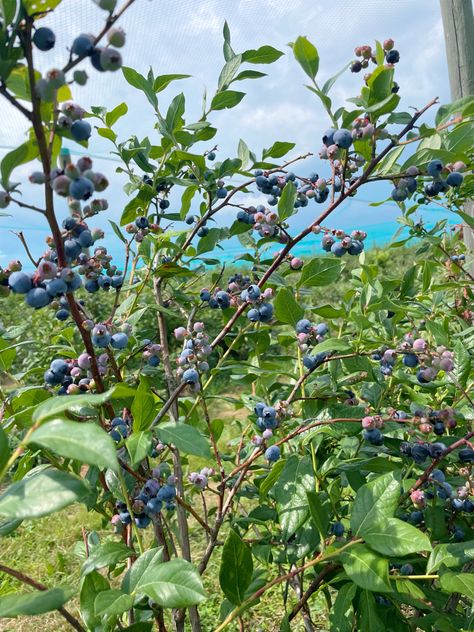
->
(90, 47), (106, 72)
(72, 34), (94, 56)
(135, 514), (151, 529)
(296, 319), (312, 334)
(100, 48), (122, 71)
(330, 522), (345, 536)
(26, 287), (52, 309)
(429, 469), (445, 483)
(392, 187), (407, 202)
(433, 422), (445, 436)
(409, 510), (423, 525)
(385, 49), (400, 64)
(119, 511), (132, 524)
(411, 443), (430, 463)
(64, 239), (82, 261)
(50, 359), (68, 375)
(463, 499), (474, 513)
(429, 442), (446, 459)
(197, 226), (209, 237)
(247, 284), (261, 301)
(207, 151), (216, 161)
(159, 199), (170, 210)
(215, 290), (230, 309)
(135, 216), (149, 229)
(453, 527), (465, 541)
(44, 369), (64, 385)
(331, 241), (347, 257)
(185, 214), (195, 225)
(111, 424), (127, 442)
(303, 355), (318, 370)
(333, 129), (352, 149)
(437, 482), (452, 499)
(446, 172), (463, 187)
(182, 368), (199, 384)
(8, 271), (32, 294)
(258, 303), (273, 323)
(452, 498), (464, 511)
(315, 323), (328, 336)
(322, 128), (336, 147)
(85, 279), (99, 293)
(322, 234), (335, 251)
(110, 332), (129, 349)
(91, 325), (111, 348)
(216, 188), (227, 199)
(400, 563), (413, 576)
(146, 498), (163, 514)
(348, 240), (364, 255)
(402, 353), (418, 368)
(69, 177), (94, 201)
(148, 355), (160, 367)
(78, 230), (93, 248)
(427, 160), (443, 178)
(363, 428), (383, 446)
(200, 289), (211, 302)
(399, 441), (412, 456)
(111, 275), (124, 289)
(33, 27), (56, 51)
(265, 445), (280, 463)
(56, 308), (69, 321)
(70, 120), (92, 142)
(247, 308), (260, 322)
(254, 403), (265, 416)
(157, 484), (176, 501)
(459, 448), (474, 463)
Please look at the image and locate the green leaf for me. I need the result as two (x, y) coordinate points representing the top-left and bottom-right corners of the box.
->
(218, 54), (242, 91)
(273, 454), (314, 539)
(440, 573), (474, 600)
(453, 340), (471, 388)
(292, 36), (319, 79)
(427, 540), (474, 574)
(105, 102), (128, 127)
(329, 582), (357, 632)
(341, 544), (391, 592)
(351, 472), (401, 535)
(0, 468), (89, 519)
(259, 459), (285, 500)
(80, 571), (110, 630)
(32, 390), (113, 423)
(210, 90), (245, 110)
(298, 258), (342, 288)
(158, 423), (211, 458)
(0, 0), (17, 26)
(0, 587), (74, 617)
(82, 542), (134, 576)
(367, 66), (393, 106)
(131, 388), (156, 431)
(310, 337), (349, 354)
(358, 590), (385, 632)
(307, 491), (330, 543)
(94, 589), (134, 617)
(122, 548), (163, 594)
(179, 186), (198, 219)
(274, 287), (304, 327)
(126, 431), (152, 466)
(109, 220), (126, 243)
(136, 558), (206, 608)
(1, 140), (39, 189)
(263, 141), (295, 159)
(321, 63), (350, 95)
(232, 69), (266, 82)
(242, 45), (283, 64)
(154, 74), (190, 93)
(28, 419), (119, 472)
(122, 67), (157, 108)
(278, 182), (297, 221)
(362, 518), (431, 556)
(435, 95), (474, 125)
(0, 337), (16, 371)
(219, 530), (253, 605)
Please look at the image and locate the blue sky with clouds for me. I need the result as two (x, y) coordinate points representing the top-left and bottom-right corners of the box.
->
(0, 0), (453, 266)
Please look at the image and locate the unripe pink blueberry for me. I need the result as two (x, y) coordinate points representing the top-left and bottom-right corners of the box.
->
(383, 38), (394, 51)
(77, 353), (92, 369)
(252, 435), (263, 446)
(413, 338), (427, 352)
(36, 260), (57, 280)
(362, 416), (374, 429)
(262, 429), (273, 439)
(410, 489), (425, 507)
(290, 257), (303, 270)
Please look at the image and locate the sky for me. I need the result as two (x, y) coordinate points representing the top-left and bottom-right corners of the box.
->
(0, 0), (454, 267)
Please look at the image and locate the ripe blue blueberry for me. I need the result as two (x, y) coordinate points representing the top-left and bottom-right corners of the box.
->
(322, 234), (335, 251)
(459, 448), (474, 463)
(391, 187), (407, 202)
(72, 34), (94, 56)
(331, 241), (347, 257)
(215, 290), (230, 309)
(71, 120), (92, 142)
(207, 151), (216, 161)
(56, 308), (69, 321)
(216, 187), (227, 199)
(8, 271), (32, 294)
(463, 499), (474, 513)
(90, 47), (106, 71)
(348, 240), (364, 255)
(330, 522), (345, 537)
(119, 511), (132, 524)
(265, 445), (281, 463)
(146, 497), (163, 514)
(322, 128), (336, 147)
(200, 289), (211, 302)
(409, 510), (423, 525)
(64, 238), (82, 261)
(33, 27), (56, 51)
(44, 369), (64, 385)
(69, 177), (94, 201)
(451, 498), (464, 511)
(148, 355), (160, 367)
(185, 214), (195, 225)
(402, 353), (418, 367)
(247, 308), (260, 322)
(429, 442), (446, 458)
(385, 49), (400, 64)
(135, 216), (149, 229)
(157, 484), (176, 501)
(400, 564), (413, 576)
(258, 303), (273, 323)
(427, 160), (443, 178)
(333, 129), (352, 149)
(159, 199), (170, 210)
(110, 424), (127, 442)
(296, 319), (312, 334)
(78, 230), (93, 248)
(91, 324), (111, 347)
(135, 514), (151, 529)
(363, 428), (383, 445)
(111, 275), (124, 288)
(110, 332), (129, 349)
(197, 226), (209, 237)
(446, 171), (463, 187)
(182, 368), (199, 384)
(50, 359), (68, 375)
(26, 287), (52, 309)
(85, 279), (99, 293)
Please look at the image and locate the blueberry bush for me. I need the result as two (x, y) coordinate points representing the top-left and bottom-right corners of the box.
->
(0, 1), (474, 631)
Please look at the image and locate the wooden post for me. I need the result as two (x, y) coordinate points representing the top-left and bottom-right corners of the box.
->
(440, 0), (474, 257)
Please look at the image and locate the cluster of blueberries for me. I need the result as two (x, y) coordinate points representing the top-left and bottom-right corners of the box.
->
(91, 323), (130, 349)
(141, 341), (162, 368)
(350, 38), (400, 74)
(361, 415), (385, 446)
(390, 160), (465, 203)
(319, 227), (367, 258)
(372, 335), (455, 383)
(125, 215), (161, 243)
(43, 354), (96, 394)
(174, 322), (212, 390)
(200, 279), (274, 324)
(249, 402), (282, 463)
(295, 318), (329, 370)
(43, 154), (108, 201)
(112, 473), (177, 530)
